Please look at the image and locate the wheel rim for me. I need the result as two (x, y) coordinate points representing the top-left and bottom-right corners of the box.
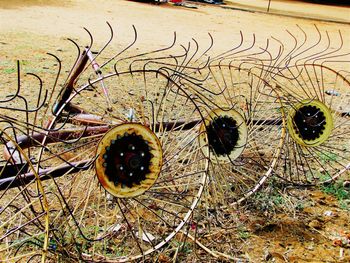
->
(272, 64), (350, 184)
(96, 123), (163, 198)
(287, 99), (333, 147)
(41, 69), (208, 261)
(181, 64), (285, 206)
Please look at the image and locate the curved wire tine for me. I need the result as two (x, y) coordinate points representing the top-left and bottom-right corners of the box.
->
(223, 37), (269, 62)
(312, 30), (350, 65)
(305, 28), (347, 65)
(270, 35), (293, 69)
(0, 128), (50, 261)
(138, 36), (214, 85)
(83, 26), (94, 52)
(1, 92), (42, 148)
(291, 24), (322, 66)
(214, 33), (257, 63)
(285, 24), (309, 65)
(189, 38), (201, 65)
(35, 53), (63, 128)
(25, 73), (46, 130)
(193, 32), (214, 65)
(1, 121), (27, 165)
(271, 25), (306, 69)
(303, 28), (332, 64)
(149, 42), (191, 78)
(0, 91), (48, 113)
(139, 55), (181, 75)
(83, 21), (114, 66)
(134, 43), (194, 82)
(62, 38), (82, 84)
(209, 30), (245, 62)
(126, 31), (179, 69)
(52, 28), (94, 117)
(167, 49), (212, 77)
(168, 33), (214, 75)
(128, 39), (195, 75)
(101, 24), (138, 69)
(177, 42), (191, 67)
(279, 25), (347, 70)
(229, 38), (283, 79)
(167, 56), (212, 84)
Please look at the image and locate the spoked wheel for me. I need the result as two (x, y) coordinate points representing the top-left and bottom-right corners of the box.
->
(40, 69), (208, 261)
(182, 63), (285, 208)
(166, 63), (285, 261)
(0, 129), (49, 262)
(271, 64), (350, 185)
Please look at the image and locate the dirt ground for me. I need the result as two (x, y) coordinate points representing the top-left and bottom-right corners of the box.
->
(0, 0), (349, 262)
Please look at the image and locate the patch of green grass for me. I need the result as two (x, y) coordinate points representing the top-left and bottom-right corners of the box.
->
(339, 200), (350, 211)
(305, 170), (331, 183)
(318, 152), (338, 164)
(237, 226), (251, 239)
(321, 180), (350, 210)
(321, 181), (349, 200)
(248, 177), (307, 216)
(171, 240), (192, 254)
(251, 190), (286, 214)
(2, 68), (16, 74)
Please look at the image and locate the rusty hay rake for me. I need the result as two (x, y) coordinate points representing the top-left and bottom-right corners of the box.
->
(0, 24), (349, 261)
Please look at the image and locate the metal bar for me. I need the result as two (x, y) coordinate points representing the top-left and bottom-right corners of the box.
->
(0, 160), (90, 191)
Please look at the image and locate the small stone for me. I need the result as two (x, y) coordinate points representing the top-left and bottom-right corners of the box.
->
(324, 210), (333, 217)
(111, 224), (122, 233)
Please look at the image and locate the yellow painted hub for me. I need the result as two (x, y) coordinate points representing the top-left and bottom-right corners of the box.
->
(287, 100), (333, 147)
(95, 123), (163, 198)
(199, 108), (248, 164)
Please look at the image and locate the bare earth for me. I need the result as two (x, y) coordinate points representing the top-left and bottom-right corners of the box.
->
(0, 0), (349, 262)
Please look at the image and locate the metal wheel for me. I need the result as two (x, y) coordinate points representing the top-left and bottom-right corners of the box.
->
(40, 68), (208, 261)
(180, 63), (286, 207)
(272, 64), (350, 184)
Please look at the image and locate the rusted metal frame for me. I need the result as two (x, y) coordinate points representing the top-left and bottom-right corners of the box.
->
(52, 50), (89, 116)
(0, 160), (90, 191)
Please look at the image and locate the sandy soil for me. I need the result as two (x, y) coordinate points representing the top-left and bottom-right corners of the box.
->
(0, 0), (349, 54)
(0, 0), (349, 262)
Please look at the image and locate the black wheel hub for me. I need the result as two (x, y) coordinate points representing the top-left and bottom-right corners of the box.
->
(293, 105), (326, 141)
(207, 116), (239, 156)
(103, 133), (152, 187)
